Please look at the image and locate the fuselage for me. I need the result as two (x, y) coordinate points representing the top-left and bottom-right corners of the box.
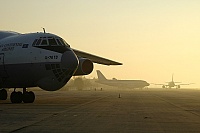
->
(168, 81), (175, 88)
(96, 80), (150, 88)
(0, 31), (79, 91)
(0, 31), (122, 103)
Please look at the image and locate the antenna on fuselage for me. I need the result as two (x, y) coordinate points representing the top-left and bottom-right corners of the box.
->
(41, 27), (46, 33)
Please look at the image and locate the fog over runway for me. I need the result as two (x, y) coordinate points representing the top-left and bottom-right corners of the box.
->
(1, 88), (200, 133)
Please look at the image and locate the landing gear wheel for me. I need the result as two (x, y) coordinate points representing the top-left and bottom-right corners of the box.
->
(10, 91), (23, 103)
(23, 91), (35, 103)
(0, 89), (7, 100)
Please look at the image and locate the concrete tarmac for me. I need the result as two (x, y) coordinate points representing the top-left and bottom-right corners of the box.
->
(1, 88), (200, 133)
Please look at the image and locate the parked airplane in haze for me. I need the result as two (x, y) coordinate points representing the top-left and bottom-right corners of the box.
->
(0, 30), (122, 103)
(155, 74), (191, 89)
(96, 70), (149, 88)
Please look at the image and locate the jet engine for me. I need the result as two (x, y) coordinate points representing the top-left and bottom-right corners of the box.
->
(73, 58), (93, 76)
(162, 85), (166, 88)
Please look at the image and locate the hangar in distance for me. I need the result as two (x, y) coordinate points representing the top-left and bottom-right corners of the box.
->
(96, 70), (149, 88)
(0, 30), (122, 103)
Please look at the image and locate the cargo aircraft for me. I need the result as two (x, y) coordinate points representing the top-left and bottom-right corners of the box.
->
(96, 70), (149, 88)
(0, 30), (122, 103)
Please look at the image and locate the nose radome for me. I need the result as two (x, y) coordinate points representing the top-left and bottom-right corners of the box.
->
(61, 50), (79, 70)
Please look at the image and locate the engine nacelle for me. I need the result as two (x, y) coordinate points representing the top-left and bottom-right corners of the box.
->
(162, 85), (166, 88)
(73, 58), (93, 76)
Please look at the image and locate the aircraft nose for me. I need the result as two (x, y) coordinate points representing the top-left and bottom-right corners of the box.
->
(61, 50), (79, 71)
(146, 82), (150, 86)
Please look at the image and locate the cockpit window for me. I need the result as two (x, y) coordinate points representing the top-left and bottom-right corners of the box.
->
(60, 38), (70, 47)
(60, 39), (65, 45)
(32, 36), (70, 47)
(41, 39), (48, 45)
(48, 38), (57, 46)
(32, 39), (38, 46)
(56, 39), (63, 46)
(36, 39), (42, 46)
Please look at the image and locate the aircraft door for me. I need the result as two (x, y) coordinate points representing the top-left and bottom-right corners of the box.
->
(0, 53), (8, 78)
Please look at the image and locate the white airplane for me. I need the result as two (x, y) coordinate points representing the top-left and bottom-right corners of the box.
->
(96, 70), (149, 88)
(0, 30), (122, 103)
(155, 74), (192, 89)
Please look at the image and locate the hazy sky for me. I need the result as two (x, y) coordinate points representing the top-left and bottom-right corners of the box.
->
(1, 0), (200, 88)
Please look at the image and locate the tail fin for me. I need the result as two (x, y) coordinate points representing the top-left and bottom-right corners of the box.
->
(96, 70), (107, 81)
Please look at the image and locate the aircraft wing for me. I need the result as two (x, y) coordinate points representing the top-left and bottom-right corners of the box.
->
(72, 49), (122, 65)
(178, 83), (194, 85)
(154, 84), (166, 85)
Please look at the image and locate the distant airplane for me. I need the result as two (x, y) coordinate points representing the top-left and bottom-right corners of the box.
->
(155, 74), (192, 89)
(0, 30), (122, 103)
(96, 70), (149, 88)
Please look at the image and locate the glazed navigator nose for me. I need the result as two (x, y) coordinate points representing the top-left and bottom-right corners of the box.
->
(61, 50), (79, 71)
